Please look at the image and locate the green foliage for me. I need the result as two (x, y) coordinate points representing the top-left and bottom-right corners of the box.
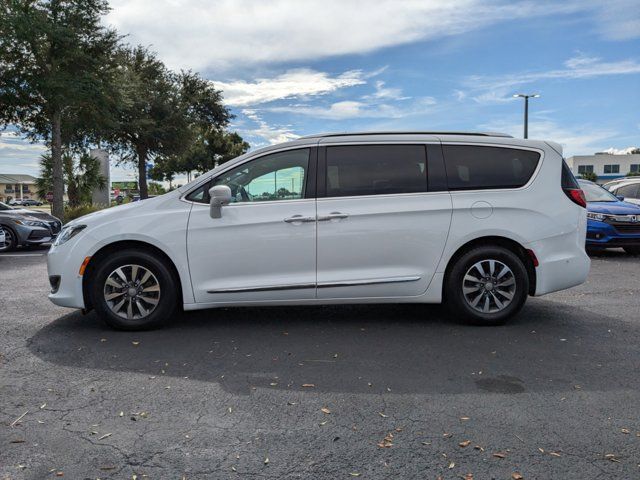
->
(113, 51), (246, 195)
(581, 171), (598, 182)
(36, 152), (106, 207)
(0, 0), (122, 220)
(627, 171), (640, 177)
(64, 203), (106, 222)
(148, 182), (166, 196)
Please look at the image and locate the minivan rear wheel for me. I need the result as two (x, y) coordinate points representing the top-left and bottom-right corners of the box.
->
(90, 249), (177, 330)
(446, 246), (529, 325)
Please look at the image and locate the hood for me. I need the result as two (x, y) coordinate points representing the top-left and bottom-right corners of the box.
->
(0, 208), (59, 222)
(65, 199), (145, 227)
(64, 192), (175, 228)
(587, 200), (640, 215)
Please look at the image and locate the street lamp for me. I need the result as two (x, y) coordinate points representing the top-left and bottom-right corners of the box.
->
(513, 93), (540, 139)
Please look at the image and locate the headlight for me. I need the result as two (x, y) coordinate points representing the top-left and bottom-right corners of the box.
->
(586, 212), (606, 222)
(53, 225), (86, 246)
(13, 219), (47, 228)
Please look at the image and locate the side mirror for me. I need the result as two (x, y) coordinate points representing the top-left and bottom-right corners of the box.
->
(617, 195), (625, 201)
(209, 185), (232, 218)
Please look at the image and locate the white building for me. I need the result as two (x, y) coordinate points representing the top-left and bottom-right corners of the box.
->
(566, 153), (640, 183)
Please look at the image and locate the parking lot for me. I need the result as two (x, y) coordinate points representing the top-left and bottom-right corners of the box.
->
(1, 248), (640, 479)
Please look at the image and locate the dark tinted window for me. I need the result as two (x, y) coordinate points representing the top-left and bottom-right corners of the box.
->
(561, 160), (580, 189)
(326, 145), (427, 197)
(443, 145), (540, 190)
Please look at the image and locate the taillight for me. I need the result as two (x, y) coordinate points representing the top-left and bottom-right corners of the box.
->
(564, 188), (586, 208)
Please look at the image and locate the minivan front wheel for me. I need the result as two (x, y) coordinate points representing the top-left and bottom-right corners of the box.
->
(446, 246), (529, 325)
(91, 249), (177, 330)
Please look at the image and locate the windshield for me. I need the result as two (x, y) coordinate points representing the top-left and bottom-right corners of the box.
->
(0, 201), (13, 211)
(579, 181), (619, 202)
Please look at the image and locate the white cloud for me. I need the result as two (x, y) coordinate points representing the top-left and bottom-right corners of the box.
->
(106, 0), (583, 71)
(216, 69), (366, 107)
(479, 118), (618, 156)
(269, 96), (437, 120)
(363, 81), (410, 101)
(242, 109), (299, 145)
(586, 0), (640, 40)
(598, 147), (639, 155)
(468, 54), (640, 103)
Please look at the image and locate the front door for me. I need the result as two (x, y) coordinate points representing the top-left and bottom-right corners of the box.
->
(316, 143), (452, 299)
(186, 147), (317, 304)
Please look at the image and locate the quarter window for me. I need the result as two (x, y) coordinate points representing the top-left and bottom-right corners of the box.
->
(325, 145), (427, 197)
(186, 149), (310, 203)
(604, 164), (620, 174)
(442, 145), (540, 190)
(578, 165), (594, 174)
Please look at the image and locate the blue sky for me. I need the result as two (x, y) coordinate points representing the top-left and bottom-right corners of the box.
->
(1, 0), (639, 182)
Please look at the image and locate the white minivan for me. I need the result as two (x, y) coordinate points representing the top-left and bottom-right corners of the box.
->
(47, 132), (590, 330)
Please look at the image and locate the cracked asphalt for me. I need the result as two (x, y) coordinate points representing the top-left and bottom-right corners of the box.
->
(1, 248), (640, 479)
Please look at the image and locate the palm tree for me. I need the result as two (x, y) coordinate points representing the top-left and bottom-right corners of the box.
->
(37, 152), (107, 207)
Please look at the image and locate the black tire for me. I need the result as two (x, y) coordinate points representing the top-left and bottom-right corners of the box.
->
(90, 249), (178, 330)
(624, 246), (640, 255)
(445, 246), (529, 326)
(0, 225), (17, 252)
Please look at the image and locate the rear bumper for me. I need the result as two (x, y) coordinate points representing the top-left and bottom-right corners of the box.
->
(528, 216), (590, 296)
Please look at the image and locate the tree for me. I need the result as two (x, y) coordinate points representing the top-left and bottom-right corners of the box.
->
(108, 46), (190, 199)
(139, 69), (248, 188)
(147, 182), (166, 196)
(0, 0), (121, 220)
(36, 152), (106, 207)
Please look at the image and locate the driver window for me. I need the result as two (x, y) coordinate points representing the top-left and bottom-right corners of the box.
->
(211, 149), (310, 203)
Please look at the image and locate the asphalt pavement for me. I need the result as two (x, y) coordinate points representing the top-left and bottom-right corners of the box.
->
(1, 247), (639, 479)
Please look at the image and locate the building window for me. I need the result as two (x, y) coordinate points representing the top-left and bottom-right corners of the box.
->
(577, 165), (594, 174)
(630, 164), (640, 173)
(603, 164), (620, 174)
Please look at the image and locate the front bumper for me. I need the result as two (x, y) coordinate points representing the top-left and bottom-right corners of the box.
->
(586, 219), (640, 248)
(47, 242), (86, 309)
(14, 222), (60, 246)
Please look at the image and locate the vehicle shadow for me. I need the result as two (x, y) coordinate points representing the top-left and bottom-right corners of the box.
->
(28, 300), (639, 395)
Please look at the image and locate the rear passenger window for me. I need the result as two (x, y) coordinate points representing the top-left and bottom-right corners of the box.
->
(442, 145), (540, 190)
(617, 184), (640, 198)
(326, 145), (427, 197)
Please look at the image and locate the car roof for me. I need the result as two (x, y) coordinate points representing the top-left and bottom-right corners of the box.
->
(610, 178), (640, 188)
(299, 131), (513, 139)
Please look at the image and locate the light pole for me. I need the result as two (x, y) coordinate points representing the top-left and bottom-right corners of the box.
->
(513, 93), (539, 139)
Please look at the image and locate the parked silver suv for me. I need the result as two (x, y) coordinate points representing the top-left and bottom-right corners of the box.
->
(0, 202), (62, 251)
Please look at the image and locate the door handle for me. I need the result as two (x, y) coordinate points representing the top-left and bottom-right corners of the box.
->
(284, 215), (316, 224)
(318, 212), (349, 221)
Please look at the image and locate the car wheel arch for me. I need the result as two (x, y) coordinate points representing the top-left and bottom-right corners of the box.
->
(442, 236), (537, 300)
(82, 240), (183, 311)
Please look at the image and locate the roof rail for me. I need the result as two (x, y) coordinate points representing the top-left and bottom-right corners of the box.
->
(299, 131), (513, 139)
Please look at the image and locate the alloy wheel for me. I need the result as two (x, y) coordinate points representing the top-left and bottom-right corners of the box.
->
(462, 259), (516, 314)
(0, 227), (14, 252)
(103, 264), (161, 320)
